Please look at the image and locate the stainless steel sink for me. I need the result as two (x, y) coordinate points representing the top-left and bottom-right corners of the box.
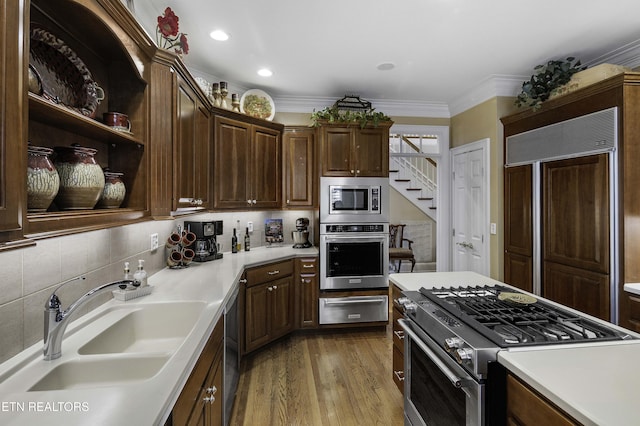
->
(78, 301), (207, 355)
(28, 355), (170, 391)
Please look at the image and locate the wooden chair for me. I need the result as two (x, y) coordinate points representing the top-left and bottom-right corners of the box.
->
(389, 224), (415, 272)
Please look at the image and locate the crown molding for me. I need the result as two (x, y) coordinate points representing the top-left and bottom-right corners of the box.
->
(585, 38), (640, 69)
(273, 96), (451, 118)
(448, 75), (525, 117)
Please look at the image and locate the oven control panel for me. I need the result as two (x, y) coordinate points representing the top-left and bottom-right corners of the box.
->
(324, 224), (385, 233)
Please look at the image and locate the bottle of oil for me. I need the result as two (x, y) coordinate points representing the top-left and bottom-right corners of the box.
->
(244, 227), (250, 251)
(232, 228), (238, 253)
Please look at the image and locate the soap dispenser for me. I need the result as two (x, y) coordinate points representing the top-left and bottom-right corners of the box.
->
(133, 259), (148, 288)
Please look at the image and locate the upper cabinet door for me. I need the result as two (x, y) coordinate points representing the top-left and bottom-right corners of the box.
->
(214, 116), (251, 209)
(252, 125), (281, 209)
(321, 127), (353, 176)
(283, 127), (316, 208)
(355, 126), (389, 176)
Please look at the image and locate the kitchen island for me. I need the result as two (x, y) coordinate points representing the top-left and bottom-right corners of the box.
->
(390, 271), (640, 426)
(0, 246), (316, 426)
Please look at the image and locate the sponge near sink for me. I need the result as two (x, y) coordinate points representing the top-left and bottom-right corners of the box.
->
(112, 285), (153, 301)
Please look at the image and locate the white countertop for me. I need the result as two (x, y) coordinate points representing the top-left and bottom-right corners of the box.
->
(0, 246), (317, 425)
(391, 271), (640, 426)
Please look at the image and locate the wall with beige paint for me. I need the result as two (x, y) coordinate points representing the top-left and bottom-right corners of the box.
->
(450, 97), (518, 280)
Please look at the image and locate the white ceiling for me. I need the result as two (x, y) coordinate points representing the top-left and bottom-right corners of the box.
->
(133, 0), (640, 116)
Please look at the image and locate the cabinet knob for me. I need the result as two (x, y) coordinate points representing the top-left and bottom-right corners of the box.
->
(268, 286), (273, 292)
(203, 395), (215, 404)
(206, 386), (217, 394)
(252, 199), (257, 204)
(239, 278), (247, 284)
(272, 285), (278, 290)
(247, 199), (252, 205)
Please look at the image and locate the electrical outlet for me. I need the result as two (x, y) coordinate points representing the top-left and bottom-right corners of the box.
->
(247, 221), (253, 232)
(150, 233), (159, 251)
(490, 223), (497, 235)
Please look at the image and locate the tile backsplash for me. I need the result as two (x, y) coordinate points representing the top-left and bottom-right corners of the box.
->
(0, 209), (313, 363)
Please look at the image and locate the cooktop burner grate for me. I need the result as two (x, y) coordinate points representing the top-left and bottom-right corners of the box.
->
(418, 285), (634, 347)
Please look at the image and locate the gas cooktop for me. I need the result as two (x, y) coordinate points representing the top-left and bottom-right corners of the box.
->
(418, 285), (635, 348)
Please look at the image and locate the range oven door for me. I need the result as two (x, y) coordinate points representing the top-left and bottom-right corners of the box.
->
(320, 233), (389, 290)
(399, 319), (484, 426)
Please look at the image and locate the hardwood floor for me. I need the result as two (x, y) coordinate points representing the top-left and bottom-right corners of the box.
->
(230, 326), (404, 425)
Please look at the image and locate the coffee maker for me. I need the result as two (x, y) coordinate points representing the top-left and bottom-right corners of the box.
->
(292, 217), (311, 248)
(184, 220), (223, 261)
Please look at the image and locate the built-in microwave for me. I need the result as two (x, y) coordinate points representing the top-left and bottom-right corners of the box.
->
(320, 176), (389, 223)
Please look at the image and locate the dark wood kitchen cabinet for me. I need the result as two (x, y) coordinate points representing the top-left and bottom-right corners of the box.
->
(213, 111), (283, 210)
(0, 0), (28, 247)
(172, 73), (211, 211)
(172, 316), (224, 426)
(283, 127), (317, 208)
(503, 165), (533, 293)
(319, 122), (392, 177)
(244, 259), (295, 354)
(391, 284), (405, 394)
(149, 53), (211, 216)
(20, 0), (152, 237)
(506, 373), (577, 426)
(296, 256), (319, 328)
(502, 72), (640, 324)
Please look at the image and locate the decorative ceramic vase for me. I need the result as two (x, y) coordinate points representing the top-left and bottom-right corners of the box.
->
(97, 170), (126, 208)
(27, 145), (59, 212)
(53, 145), (105, 210)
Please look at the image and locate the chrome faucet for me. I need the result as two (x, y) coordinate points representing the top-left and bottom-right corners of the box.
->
(43, 277), (135, 360)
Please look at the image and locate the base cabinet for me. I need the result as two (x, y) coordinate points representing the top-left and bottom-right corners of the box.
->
(506, 373), (577, 426)
(296, 256), (318, 328)
(391, 284), (405, 394)
(172, 316), (224, 426)
(244, 260), (295, 354)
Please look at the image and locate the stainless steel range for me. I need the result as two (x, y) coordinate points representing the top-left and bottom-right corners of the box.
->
(397, 284), (636, 425)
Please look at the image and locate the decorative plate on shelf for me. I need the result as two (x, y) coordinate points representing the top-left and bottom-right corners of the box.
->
(29, 26), (102, 118)
(240, 89), (275, 121)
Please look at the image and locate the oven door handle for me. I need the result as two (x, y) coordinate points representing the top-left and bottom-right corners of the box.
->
(323, 297), (387, 305)
(399, 319), (471, 389)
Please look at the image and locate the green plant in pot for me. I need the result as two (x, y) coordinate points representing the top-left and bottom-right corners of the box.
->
(515, 57), (586, 110)
(310, 105), (390, 129)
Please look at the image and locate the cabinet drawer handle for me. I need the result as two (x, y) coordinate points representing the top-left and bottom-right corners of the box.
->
(239, 279), (247, 284)
(268, 270), (280, 275)
(394, 370), (405, 381)
(393, 330), (405, 340)
(302, 264), (314, 268)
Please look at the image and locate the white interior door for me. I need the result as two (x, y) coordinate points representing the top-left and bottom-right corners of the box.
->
(451, 140), (489, 275)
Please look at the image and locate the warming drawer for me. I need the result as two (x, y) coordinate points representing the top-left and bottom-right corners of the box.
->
(319, 295), (389, 324)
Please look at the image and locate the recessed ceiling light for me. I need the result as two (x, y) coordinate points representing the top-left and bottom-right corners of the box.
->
(377, 62), (395, 71)
(209, 30), (229, 41)
(257, 68), (273, 77)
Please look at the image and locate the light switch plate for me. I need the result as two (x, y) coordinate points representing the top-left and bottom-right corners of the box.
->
(490, 223), (497, 235)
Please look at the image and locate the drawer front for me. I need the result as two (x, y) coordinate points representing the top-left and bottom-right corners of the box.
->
(319, 295), (388, 324)
(392, 345), (405, 394)
(246, 260), (294, 287)
(392, 308), (404, 352)
(298, 257), (318, 273)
